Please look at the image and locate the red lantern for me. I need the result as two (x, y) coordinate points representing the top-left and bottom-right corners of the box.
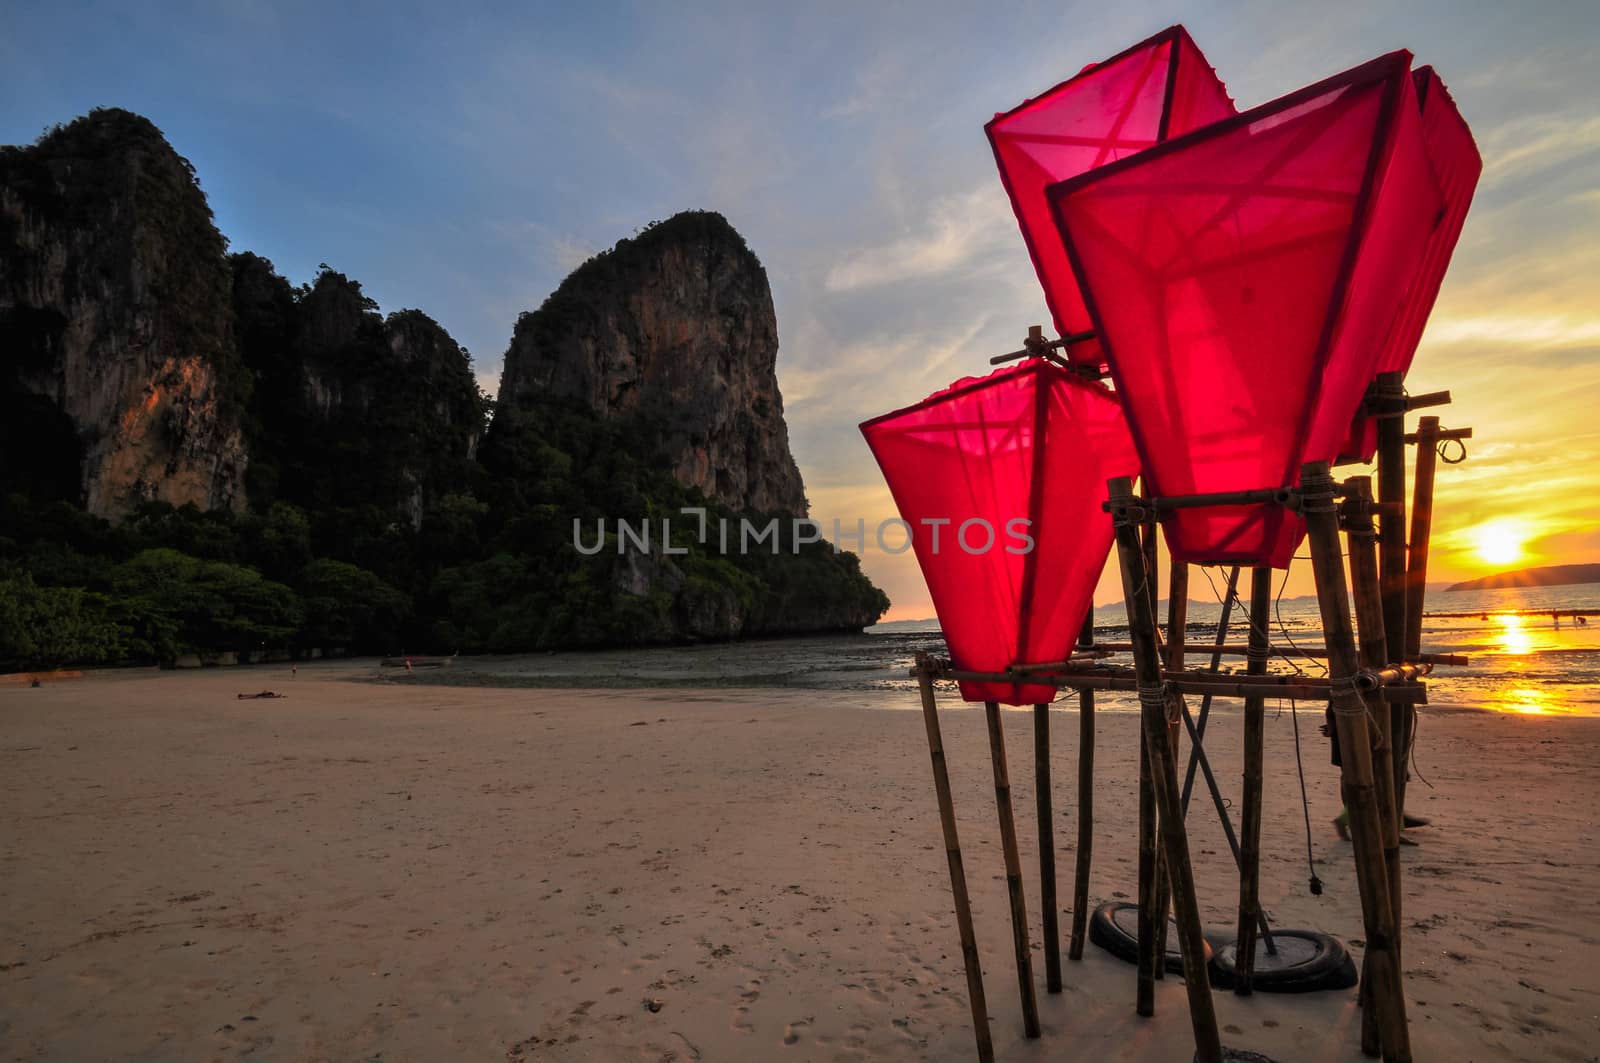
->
(861, 362), (1139, 704)
(1048, 52), (1445, 567)
(1341, 66), (1482, 462)
(986, 26), (1234, 366)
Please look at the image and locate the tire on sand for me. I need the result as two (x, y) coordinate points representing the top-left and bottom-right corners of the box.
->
(1087, 900), (1211, 975)
(1208, 928), (1358, 993)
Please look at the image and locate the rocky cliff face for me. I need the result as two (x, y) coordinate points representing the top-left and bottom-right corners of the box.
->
(495, 211), (809, 517)
(230, 257), (485, 525)
(0, 109), (247, 517)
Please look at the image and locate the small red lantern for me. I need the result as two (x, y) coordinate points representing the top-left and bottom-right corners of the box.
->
(862, 362), (1139, 704)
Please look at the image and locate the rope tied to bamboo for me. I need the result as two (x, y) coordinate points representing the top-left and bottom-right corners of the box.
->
(1137, 683), (1171, 715)
(1298, 485), (1338, 515)
(1327, 673), (1374, 717)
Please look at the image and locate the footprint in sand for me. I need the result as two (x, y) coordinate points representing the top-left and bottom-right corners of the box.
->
(783, 1019), (811, 1046)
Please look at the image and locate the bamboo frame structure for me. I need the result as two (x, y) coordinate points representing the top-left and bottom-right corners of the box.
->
(1303, 460), (1412, 1062)
(1233, 565), (1272, 994)
(1109, 476), (1223, 1061)
(1152, 557), (1188, 981)
(1069, 612), (1096, 963)
(900, 384), (1472, 1061)
(1036, 697), (1062, 993)
(1344, 476), (1406, 1058)
(913, 659), (993, 1063)
(1375, 373), (1412, 827)
(985, 698), (1042, 1038)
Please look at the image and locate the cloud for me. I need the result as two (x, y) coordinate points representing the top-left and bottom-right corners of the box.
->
(1477, 113), (1600, 190)
(1423, 312), (1600, 349)
(823, 186), (1016, 292)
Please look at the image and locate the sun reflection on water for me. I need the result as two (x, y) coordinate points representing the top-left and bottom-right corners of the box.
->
(1494, 685), (1555, 715)
(1496, 614), (1533, 656)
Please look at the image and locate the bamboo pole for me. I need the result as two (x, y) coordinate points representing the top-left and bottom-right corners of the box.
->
(1234, 565), (1273, 994)
(1137, 520), (1161, 1009)
(1301, 462), (1412, 1063)
(985, 699), (1042, 1039)
(1345, 477), (1406, 1057)
(1181, 565), (1240, 810)
(1153, 560), (1190, 978)
(1109, 477), (1223, 1062)
(1176, 695), (1275, 944)
(943, 668), (1417, 703)
(1375, 372), (1410, 817)
(1036, 700), (1061, 993)
(1097, 642), (1467, 667)
(1136, 723), (1158, 1015)
(1400, 416), (1443, 817)
(1069, 611), (1095, 963)
(914, 662), (994, 1063)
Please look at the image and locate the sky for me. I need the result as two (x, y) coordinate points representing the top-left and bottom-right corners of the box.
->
(4, 1), (1598, 619)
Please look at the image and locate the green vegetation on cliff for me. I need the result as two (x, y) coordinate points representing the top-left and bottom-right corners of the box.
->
(0, 111), (888, 671)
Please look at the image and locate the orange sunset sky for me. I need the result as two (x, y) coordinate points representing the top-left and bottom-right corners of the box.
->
(8, 3), (1592, 623)
(780, 7), (1600, 619)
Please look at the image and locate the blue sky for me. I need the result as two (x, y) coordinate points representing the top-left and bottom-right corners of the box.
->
(5, 1), (1598, 616)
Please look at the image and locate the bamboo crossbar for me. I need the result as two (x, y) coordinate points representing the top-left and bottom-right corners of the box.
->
(1425, 609), (1600, 619)
(1405, 425), (1471, 444)
(927, 663), (1429, 703)
(1090, 641), (1468, 667)
(988, 325), (1099, 365)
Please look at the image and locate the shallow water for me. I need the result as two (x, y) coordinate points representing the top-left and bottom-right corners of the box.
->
(416, 582), (1600, 716)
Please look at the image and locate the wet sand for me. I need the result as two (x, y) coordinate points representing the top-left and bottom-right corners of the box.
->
(2, 663), (1597, 1061)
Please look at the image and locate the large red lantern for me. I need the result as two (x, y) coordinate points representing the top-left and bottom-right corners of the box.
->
(861, 362), (1139, 704)
(1047, 52), (1445, 567)
(1341, 65), (1482, 461)
(986, 26), (1234, 366)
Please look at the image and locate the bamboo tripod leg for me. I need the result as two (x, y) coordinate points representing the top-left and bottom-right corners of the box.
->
(1070, 684), (1094, 962)
(1137, 730), (1158, 1016)
(1235, 566), (1272, 995)
(1069, 606), (1097, 964)
(1376, 373), (1410, 815)
(1110, 477), (1222, 1063)
(1177, 699), (1275, 945)
(1036, 702), (1062, 993)
(1139, 522), (1163, 1002)
(1302, 462), (1412, 1063)
(985, 700), (1042, 1039)
(915, 667), (994, 1063)
(1401, 416), (1443, 818)
(1345, 477), (1406, 1058)
(1181, 565), (1240, 810)
(1152, 561), (1188, 978)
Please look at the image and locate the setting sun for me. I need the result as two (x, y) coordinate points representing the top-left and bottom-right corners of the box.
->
(1472, 518), (1532, 568)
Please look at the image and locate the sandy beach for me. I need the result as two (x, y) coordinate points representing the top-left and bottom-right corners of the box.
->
(3, 664), (1598, 1062)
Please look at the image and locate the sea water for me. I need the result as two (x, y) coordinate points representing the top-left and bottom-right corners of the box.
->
(427, 582), (1600, 716)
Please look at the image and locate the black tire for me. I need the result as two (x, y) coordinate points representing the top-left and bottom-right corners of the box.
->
(1087, 900), (1211, 974)
(1208, 928), (1358, 993)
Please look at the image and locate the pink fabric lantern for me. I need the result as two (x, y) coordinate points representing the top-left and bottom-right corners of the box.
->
(861, 362), (1139, 704)
(1047, 52), (1445, 567)
(987, 26), (1234, 365)
(1341, 65), (1482, 462)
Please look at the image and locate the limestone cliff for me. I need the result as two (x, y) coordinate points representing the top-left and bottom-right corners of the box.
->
(0, 109), (247, 516)
(494, 211), (809, 517)
(230, 256), (486, 526)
